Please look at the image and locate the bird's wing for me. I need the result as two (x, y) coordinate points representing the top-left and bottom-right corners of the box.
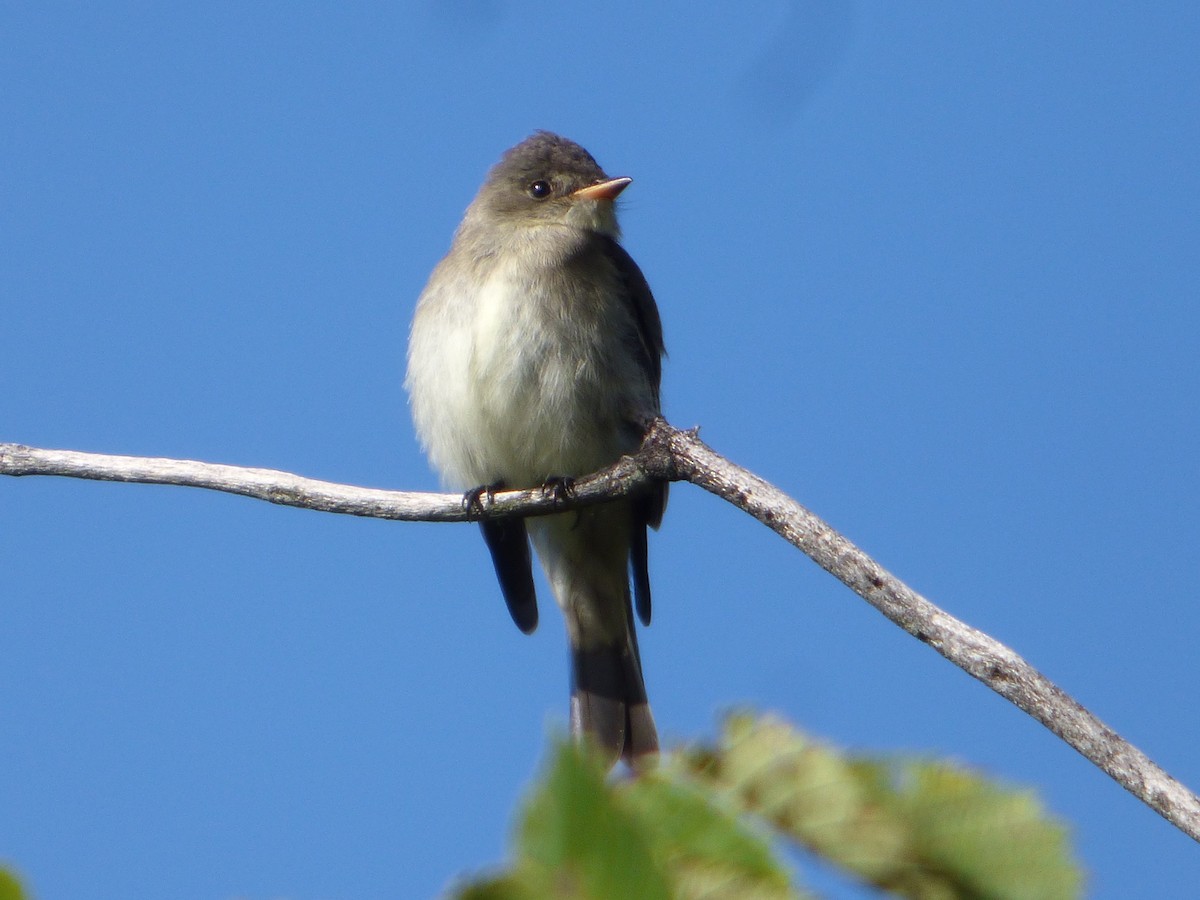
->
(602, 236), (668, 626)
(479, 517), (538, 634)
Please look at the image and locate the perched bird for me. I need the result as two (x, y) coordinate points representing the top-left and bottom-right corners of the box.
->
(405, 132), (666, 765)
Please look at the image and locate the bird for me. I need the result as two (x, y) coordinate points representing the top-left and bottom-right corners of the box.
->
(405, 131), (666, 766)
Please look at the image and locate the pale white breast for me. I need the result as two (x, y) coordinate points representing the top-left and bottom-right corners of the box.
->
(408, 233), (648, 492)
(467, 261), (619, 486)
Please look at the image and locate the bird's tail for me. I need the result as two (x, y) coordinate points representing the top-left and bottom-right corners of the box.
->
(569, 624), (658, 766)
(528, 503), (658, 768)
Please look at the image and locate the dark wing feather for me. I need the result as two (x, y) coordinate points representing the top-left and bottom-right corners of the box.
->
(602, 236), (668, 626)
(479, 518), (538, 633)
(630, 500), (654, 625)
(601, 236), (665, 402)
(602, 235), (668, 524)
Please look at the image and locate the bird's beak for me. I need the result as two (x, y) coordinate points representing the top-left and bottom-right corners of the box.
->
(571, 176), (632, 202)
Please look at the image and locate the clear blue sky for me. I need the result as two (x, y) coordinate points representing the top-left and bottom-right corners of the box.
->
(2, 3), (1198, 897)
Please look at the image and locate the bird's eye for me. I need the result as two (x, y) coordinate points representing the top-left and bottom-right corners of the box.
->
(528, 180), (552, 199)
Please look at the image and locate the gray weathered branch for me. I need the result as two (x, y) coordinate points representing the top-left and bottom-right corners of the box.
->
(2, 418), (1197, 842)
(0, 442), (649, 521)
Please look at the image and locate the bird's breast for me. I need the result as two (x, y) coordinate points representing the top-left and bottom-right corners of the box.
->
(464, 262), (625, 485)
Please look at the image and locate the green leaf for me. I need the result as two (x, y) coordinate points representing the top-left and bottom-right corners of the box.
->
(510, 740), (671, 899)
(452, 738), (800, 899)
(886, 762), (1081, 899)
(622, 773), (802, 899)
(0, 869), (26, 900)
(674, 712), (1083, 900)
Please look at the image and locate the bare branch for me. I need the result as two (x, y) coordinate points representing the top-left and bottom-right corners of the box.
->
(634, 419), (1200, 843)
(0, 442), (652, 521)
(3, 420), (1197, 842)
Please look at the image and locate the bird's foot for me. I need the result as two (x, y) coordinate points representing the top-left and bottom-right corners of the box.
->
(463, 482), (504, 518)
(540, 475), (577, 505)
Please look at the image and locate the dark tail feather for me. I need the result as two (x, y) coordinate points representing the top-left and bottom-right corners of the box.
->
(630, 485), (666, 626)
(479, 518), (538, 633)
(630, 522), (652, 627)
(569, 631), (658, 767)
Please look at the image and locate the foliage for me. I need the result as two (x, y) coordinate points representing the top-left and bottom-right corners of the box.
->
(453, 712), (1082, 899)
(0, 869), (26, 900)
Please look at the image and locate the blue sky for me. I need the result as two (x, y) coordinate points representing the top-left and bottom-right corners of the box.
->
(2, 3), (1198, 897)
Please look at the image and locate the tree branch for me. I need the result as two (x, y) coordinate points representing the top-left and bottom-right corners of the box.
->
(0, 442), (651, 521)
(3, 419), (1197, 842)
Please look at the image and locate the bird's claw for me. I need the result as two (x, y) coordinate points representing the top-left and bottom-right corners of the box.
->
(463, 483), (501, 518)
(541, 476), (576, 504)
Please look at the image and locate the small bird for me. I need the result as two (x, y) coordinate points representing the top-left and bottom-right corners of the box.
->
(405, 132), (666, 766)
